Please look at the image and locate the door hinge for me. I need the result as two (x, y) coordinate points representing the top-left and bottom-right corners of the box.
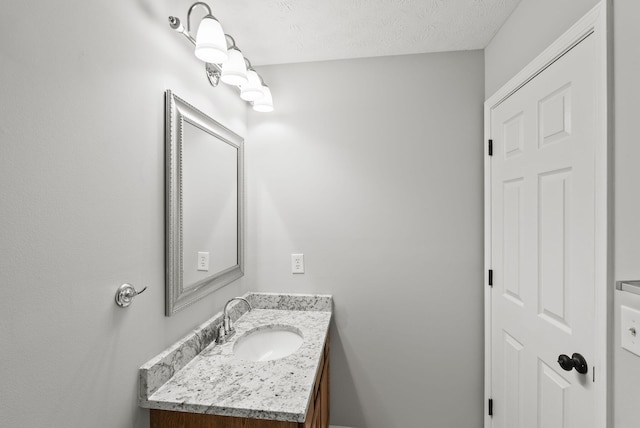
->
(488, 398), (493, 416)
(488, 269), (493, 287)
(488, 139), (493, 156)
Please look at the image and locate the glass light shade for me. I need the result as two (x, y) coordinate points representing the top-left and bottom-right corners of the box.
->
(220, 48), (248, 86)
(194, 16), (228, 64)
(240, 70), (264, 101)
(252, 86), (274, 112)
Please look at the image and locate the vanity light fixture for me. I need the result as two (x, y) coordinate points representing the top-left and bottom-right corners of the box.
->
(168, 2), (274, 112)
(220, 37), (248, 86)
(252, 82), (274, 113)
(194, 10), (228, 63)
(240, 67), (264, 102)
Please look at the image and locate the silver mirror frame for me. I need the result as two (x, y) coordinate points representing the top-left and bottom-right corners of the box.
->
(165, 90), (244, 316)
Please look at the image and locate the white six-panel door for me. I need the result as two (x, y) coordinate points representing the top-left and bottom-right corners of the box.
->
(487, 16), (606, 428)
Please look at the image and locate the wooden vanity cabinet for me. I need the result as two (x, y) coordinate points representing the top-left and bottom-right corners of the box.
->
(150, 335), (330, 428)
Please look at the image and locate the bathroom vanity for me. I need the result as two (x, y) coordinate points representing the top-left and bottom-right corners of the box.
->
(139, 293), (332, 428)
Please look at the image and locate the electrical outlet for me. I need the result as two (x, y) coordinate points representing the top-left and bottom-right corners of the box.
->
(291, 254), (304, 274)
(622, 305), (640, 357)
(197, 252), (210, 271)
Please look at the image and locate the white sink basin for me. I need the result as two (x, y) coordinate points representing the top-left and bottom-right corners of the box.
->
(233, 326), (303, 362)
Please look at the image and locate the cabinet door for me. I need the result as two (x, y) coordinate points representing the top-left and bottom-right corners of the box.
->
(302, 334), (330, 428)
(319, 356), (329, 428)
(302, 393), (315, 428)
(312, 397), (321, 428)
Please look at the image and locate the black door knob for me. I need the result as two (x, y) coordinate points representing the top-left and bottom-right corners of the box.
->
(557, 353), (588, 374)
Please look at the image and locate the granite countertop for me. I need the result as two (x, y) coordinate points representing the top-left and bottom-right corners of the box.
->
(139, 293), (332, 422)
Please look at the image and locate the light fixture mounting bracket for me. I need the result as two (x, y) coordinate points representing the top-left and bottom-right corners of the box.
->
(205, 63), (221, 87)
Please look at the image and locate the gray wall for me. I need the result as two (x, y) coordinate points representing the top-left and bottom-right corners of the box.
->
(0, 1), (249, 427)
(484, 0), (600, 96)
(485, 0), (640, 427)
(612, 0), (640, 426)
(245, 52), (485, 428)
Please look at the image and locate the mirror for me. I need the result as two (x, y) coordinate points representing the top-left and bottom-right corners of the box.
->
(165, 90), (244, 316)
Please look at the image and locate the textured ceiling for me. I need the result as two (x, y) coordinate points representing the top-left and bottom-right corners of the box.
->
(179, 0), (522, 66)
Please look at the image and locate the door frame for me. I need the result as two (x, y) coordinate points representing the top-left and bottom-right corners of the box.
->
(483, 2), (611, 427)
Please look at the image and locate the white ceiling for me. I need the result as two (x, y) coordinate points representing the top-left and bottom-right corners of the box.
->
(195, 0), (522, 66)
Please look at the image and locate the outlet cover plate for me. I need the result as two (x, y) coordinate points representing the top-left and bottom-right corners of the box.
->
(621, 305), (640, 357)
(291, 254), (304, 274)
(197, 252), (210, 271)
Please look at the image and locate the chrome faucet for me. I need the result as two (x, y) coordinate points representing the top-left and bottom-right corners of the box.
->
(216, 297), (252, 344)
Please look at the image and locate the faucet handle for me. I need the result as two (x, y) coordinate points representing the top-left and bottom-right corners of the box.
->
(216, 324), (226, 344)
